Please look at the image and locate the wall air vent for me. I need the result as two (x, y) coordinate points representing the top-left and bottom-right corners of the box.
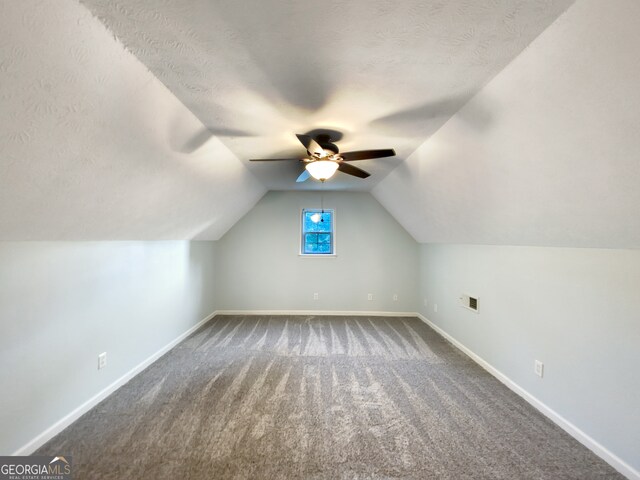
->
(469, 297), (478, 310)
(460, 294), (479, 313)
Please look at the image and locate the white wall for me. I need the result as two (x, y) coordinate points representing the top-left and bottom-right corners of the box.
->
(0, 241), (217, 455)
(419, 244), (640, 476)
(370, 0), (640, 474)
(216, 191), (419, 312)
(373, 0), (640, 248)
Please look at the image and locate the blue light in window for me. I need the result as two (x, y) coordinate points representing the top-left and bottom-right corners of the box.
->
(302, 209), (333, 255)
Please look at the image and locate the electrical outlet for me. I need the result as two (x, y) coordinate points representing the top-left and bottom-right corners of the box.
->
(534, 360), (544, 378)
(313, 293), (319, 300)
(367, 293), (373, 301)
(393, 294), (398, 301)
(434, 304), (438, 313)
(98, 352), (107, 370)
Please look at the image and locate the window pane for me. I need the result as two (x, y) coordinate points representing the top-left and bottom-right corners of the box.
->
(304, 242), (318, 254)
(315, 212), (331, 232)
(317, 243), (331, 253)
(303, 211), (332, 232)
(303, 212), (318, 232)
(317, 233), (330, 244)
(305, 233), (318, 244)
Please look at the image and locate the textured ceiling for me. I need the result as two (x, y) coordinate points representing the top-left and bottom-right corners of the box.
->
(373, 0), (640, 247)
(0, 0), (265, 240)
(80, 0), (574, 191)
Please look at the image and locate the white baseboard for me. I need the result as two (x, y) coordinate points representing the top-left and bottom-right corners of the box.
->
(12, 309), (412, 456)
(416, 313), (639, 480)
(215, 309), (417, 317)
(12, 310), (218, 456)
(15, 309), (636, 479)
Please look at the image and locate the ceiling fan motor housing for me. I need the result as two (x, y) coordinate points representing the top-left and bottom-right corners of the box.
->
(315, 134), (339, 155)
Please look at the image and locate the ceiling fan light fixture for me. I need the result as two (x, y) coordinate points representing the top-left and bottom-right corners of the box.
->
(305, 160), (339, 181)
(250, 133), (395, 182)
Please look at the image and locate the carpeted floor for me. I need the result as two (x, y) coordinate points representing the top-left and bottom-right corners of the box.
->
(36, 315), (622, 479)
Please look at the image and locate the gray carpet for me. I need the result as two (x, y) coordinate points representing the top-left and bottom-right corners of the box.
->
(36, 315), (622, 479)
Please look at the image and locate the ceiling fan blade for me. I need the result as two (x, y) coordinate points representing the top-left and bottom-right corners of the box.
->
(250, 157), (301, 162)
(296, 134), (326, 157)
(296, 169), (311, 183)
(340, 149), (396, 161)
(337, 162), (370, 179)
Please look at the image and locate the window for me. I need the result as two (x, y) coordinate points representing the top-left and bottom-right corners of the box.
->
(301, 209), (334, 255)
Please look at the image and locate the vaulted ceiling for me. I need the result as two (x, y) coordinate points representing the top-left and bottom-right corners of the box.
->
(373, 0), (640, 247)
(80, 0), (574, 191)
(2, 0), (639, 245)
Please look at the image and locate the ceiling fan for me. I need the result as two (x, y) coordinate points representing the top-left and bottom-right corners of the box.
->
(250, 134), (396, 182)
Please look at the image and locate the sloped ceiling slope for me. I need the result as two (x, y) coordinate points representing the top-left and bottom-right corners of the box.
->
(0, 0), (265, 240)
(80, 0), (573, 191)
(373, 0), (640, 248)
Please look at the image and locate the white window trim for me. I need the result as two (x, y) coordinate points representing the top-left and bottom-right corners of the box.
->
(299, 208), (337, 257)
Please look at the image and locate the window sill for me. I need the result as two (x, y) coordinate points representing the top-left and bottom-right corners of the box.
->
(298, 253), (337, 258)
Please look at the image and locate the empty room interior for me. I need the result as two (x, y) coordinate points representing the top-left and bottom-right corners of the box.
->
(1, 0), (640, 478)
